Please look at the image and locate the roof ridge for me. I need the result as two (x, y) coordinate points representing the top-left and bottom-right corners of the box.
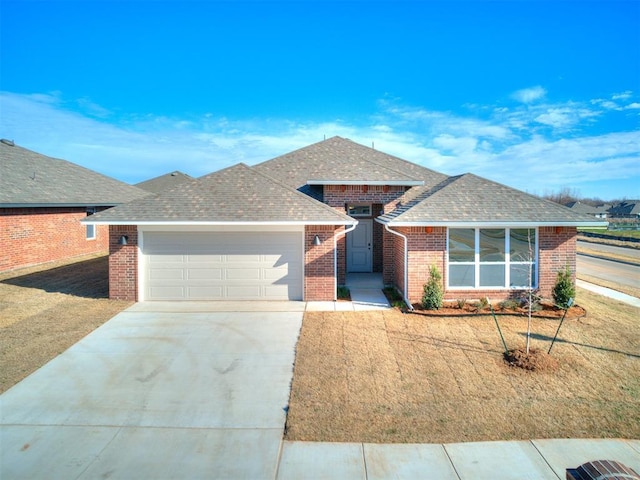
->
(380, 175), (462, 221)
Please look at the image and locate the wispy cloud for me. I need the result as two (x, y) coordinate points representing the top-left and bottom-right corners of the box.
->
(511, 86), (547, 104)
(1, 89), (639, 199)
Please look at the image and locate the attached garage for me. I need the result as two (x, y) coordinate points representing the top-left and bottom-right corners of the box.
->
(141, 230), (303, 301)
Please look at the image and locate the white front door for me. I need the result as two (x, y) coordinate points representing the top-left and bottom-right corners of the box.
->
(347, 219), (373, 272)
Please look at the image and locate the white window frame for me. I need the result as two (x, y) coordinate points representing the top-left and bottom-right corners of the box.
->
(86, 208), (96, 240)
(446, 227), (538, 290)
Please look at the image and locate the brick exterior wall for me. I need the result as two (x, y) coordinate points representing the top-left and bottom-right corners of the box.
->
(0, 207), (109, 272)
(109, 225), (138, 301)
(538, 226), (577, 297)
(304, 225), (337, 301)
(324, 185), (406, 285)
(394, 225), (578, 304)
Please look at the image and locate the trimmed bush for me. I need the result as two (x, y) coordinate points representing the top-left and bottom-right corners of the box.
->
(552, 265), (575, 308)
(422, 265), (444, 310)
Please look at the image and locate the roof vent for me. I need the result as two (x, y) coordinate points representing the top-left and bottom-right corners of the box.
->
(1, 139), (15, 146)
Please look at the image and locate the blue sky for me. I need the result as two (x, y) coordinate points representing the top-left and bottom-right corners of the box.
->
(1, 0), (639, 200)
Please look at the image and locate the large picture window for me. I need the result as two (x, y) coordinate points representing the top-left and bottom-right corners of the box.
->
(448, 228), (537, 289)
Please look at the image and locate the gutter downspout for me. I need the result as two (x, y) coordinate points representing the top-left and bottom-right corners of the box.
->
(382, 223), (414, 311)
(334, 222), (358, 301)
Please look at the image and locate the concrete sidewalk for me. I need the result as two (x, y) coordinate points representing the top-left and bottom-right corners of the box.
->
(277, 439), (640, 479)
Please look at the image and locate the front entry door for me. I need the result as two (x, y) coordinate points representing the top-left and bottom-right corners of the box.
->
(347, 219), (373, 272)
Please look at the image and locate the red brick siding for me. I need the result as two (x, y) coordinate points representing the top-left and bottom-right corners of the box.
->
(304, 225), (337, 301)
(538, 226), (577, 297)
(324, 185), (406, 284)
(109, 225), (138, 301)
(0, 207), (108, 272)
(393, 226), (578, 304)
(403, 227), (447, 303)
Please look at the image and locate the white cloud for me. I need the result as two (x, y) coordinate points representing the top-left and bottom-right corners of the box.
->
(511, 86), (547, 104)
(612, 91), (632, 100)
(1, 90), (638, 200)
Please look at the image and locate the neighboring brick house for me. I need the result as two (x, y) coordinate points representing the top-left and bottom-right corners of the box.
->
(0, 140), (149, 272)
(85, 136), (605, 304)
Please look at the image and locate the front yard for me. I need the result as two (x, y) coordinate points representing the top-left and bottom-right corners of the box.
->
(285, 290), (639, 443)
(2, 255), (638, 443)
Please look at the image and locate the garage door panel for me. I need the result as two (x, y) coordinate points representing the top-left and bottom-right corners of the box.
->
(226, 286), (263, 299)
(149, 286), (186, 299)
(187, 286), (224, 299)
(144, 231), (303, 301)
(187, 269), (223, 280)
(149, 269), (184, 280)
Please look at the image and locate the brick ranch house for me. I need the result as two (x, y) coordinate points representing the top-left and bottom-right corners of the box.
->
(84, 137), (605, 305)
(0, 140), (149, 272)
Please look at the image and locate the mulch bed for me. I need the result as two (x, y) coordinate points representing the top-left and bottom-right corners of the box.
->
(408, 301), (587, 320)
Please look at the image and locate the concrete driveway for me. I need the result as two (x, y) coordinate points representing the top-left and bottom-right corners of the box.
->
(1, 302), (304, 479)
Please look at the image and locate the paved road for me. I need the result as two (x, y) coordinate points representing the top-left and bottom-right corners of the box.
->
(577, 253), (640, 289)
(577, 240), (640, 260)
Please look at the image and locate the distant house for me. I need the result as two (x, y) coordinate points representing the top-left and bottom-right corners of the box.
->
(85, 136), (605, 304)
(607, 201), (640, 220)
(0, 140), (149, 272)
(565, 201), (610, 219)
(135, 171), (194, 194)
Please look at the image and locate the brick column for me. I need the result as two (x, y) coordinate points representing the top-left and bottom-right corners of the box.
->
(304, 225), (336, 301)
(109, 225), (138, 301)
(538, 226), (577, 298)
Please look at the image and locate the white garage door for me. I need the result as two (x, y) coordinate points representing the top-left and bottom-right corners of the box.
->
(143, 231), (303, 301)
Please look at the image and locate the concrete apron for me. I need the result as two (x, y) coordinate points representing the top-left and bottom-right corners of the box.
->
(0, 303), (304, 479)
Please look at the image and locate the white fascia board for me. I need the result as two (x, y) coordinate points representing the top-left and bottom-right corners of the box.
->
(375, 219), (609, 228)
(82, 219), (357, 226)
(306, 180), (424, 186)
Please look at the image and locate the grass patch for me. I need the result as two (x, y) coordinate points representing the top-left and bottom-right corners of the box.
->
(285, 287), (639, 443)
(0, 255), (132, 393)
(579, 228), (640, 240)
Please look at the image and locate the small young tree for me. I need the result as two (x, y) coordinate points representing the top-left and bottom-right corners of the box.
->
(553, 265), (575, 308)
(422, 265), (444, 310)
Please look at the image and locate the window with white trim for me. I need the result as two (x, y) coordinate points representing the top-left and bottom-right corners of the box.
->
(447, 228), (537, 289)
(86, 208), (96, 240)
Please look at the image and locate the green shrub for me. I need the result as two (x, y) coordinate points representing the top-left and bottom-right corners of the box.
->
(422, 265), (444, 310)
(337, 286), (350, 300)
(552, 265), (575, 308)
(456, 298), (467, 309)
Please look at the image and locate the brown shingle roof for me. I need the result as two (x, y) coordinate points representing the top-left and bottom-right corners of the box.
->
(379, 173), (605, 225)
(135, 171), (194, 194)
(0, 141), (149, 206)
(254, 136), (444, 188)
(87, 163), (354, 224)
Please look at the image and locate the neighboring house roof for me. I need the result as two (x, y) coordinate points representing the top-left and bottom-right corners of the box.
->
(565, 201), (609, 216)
(86, 163), (355, 225)
(254, 136), (444, 188)
(608, 201), (640, 217)
(378, 173), (604, 226)
(135, 171), (194, 193)
(0, 140), (149, 207)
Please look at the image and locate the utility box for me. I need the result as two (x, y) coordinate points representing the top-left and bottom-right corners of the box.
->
(566, 460), (639, 480)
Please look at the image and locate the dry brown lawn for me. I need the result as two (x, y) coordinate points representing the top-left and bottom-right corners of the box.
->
(0, 254), (132, 393)
(285, 288), (640, 443)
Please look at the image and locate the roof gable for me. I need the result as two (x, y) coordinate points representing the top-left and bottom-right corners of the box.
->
(254, 136), (446, 189)
(87, 163), (354, 224)
(0, 141), (149, 206)
(380, 173), (605, 225)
